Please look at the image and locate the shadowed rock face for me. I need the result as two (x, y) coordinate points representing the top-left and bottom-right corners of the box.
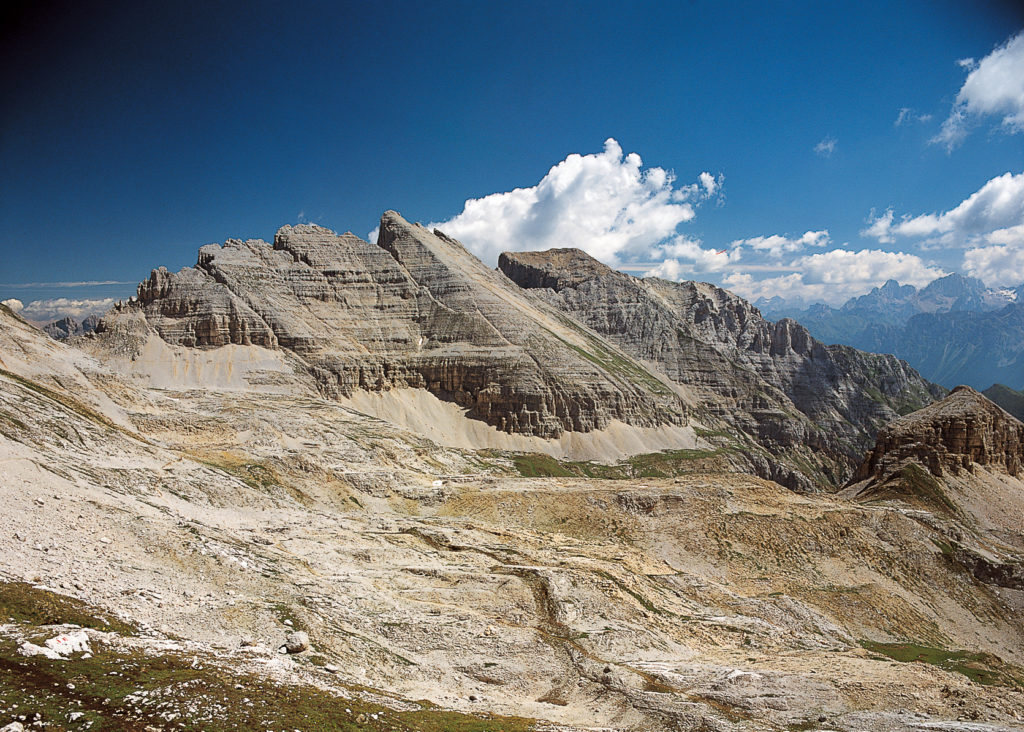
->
(122, 213), (686, 438)
(851, 385), (1024, 482)
(500, 248), (944, 488)
(43, 315), (101, 341)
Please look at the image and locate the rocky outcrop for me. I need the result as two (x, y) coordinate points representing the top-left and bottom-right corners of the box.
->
(113, 213), (685, 439)
(500, 248), (944, 488)
(850, 385), (1024, 483)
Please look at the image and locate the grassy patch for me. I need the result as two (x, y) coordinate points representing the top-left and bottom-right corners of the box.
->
(0, 581), (534, 731)
(511, 453), (575, 478)
(0, 582), (136, 635)
(545, 319), (672, 396)
(694, 427), (736, 440)
(190, 451), (309, 502)
(897, 464), (960, 516)
(510, 445), (735, 479)
(931, 538), (956, 556)
(594, 571), (670, 617)
(859, 463), (961, 518)
(860, 640), (1024, 688)
(626, 447), (734, 477)
(0, 644), (534, 731)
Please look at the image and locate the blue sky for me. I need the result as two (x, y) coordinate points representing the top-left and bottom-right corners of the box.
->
(2, 0), (1023, 320)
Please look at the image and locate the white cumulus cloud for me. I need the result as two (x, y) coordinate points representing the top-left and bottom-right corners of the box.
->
(18, 298), (116, 322)
(729, 230), (830, 258)
(933, 31), (1024, 150)
(2, 298), (24, 313)
(862, 171), (1024, 248)
(646, 236), (739, 279)
(963, 223), (1024, 287)
(720, 249), (946, 306)
(431, 138), (721, 266)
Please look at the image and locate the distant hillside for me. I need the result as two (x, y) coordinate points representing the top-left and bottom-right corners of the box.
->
(985, 384), (1024, 421)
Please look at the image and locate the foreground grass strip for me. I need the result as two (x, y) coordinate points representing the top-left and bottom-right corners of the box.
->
(0, 581), (535, 730)
(0, 647), (535, 731)
(0, 582), (135, 636)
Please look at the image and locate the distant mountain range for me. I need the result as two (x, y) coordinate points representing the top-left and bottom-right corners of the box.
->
(42, 314), (101, 340)
(757, 274), (1024, 390)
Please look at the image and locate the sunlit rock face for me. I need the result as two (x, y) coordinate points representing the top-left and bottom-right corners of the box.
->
(500, 247), (944, 490)
(123, 212), (686, 439)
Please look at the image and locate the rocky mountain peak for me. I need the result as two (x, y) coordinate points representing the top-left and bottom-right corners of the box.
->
(500, 248), (942, 490)
(851, 385), (1024, 483)
(920, 272), (985, 298)
(108, 211), (687, 439)
(42, 314), (102, 341)
(497, 248), (612, 291)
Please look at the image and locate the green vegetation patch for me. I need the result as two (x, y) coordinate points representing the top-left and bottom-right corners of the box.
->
(860, 640), (1024, 688)
(0, 644), (534, 731)
(510, 445), (736, 479)
(511, 453), (576, 478)
(897, 464), (960, 516)
(594, 570), (670, 617)
(545, 318), (672, 396)
(0, 581), (136, 635)
(0, 581), (533, 731)
(858, 463), (961, 518)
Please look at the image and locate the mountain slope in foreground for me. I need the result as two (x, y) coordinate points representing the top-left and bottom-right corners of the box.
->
(2, 292), (1023, 729)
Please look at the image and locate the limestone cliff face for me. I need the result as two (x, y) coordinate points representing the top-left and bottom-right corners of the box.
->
(851, 385), (1024, 482)
(120, 213), (685, 438)
(500, 248), (944, 487)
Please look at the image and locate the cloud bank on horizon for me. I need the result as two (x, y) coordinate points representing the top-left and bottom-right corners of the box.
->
(425, 30), (1024, 307)
(1, 297), (116, 323)
(863, 171), (1024, 287)
(431, 135), (1021, 305)
(428, 136), (985, 305)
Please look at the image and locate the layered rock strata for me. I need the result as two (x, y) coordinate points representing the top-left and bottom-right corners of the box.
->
(113, 212), (685, 438)
(851, 385), (1024, 482)
(500, 248), (943, 487)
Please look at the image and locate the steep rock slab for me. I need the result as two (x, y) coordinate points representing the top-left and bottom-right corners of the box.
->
(500, 248), (943, 488)
(112, 213), (685, 438)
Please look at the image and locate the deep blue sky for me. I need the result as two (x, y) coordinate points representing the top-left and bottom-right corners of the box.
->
(2, 0), (1023, 317)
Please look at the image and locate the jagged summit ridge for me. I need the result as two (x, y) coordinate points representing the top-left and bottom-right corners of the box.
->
(500, 247), (943, 489)
(851, 385), (1024, 483)
(113, 212), (686, 439)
